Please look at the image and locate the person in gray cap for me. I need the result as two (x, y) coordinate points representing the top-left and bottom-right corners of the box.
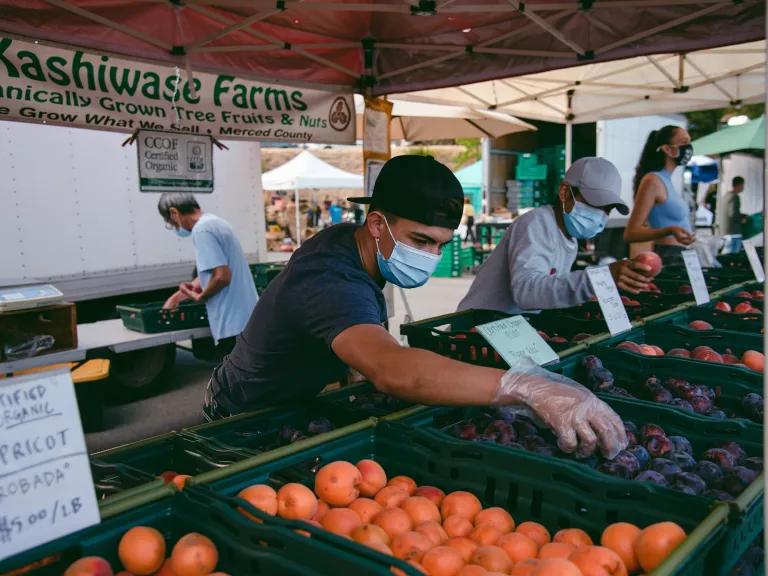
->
(459, 157), (653, 314)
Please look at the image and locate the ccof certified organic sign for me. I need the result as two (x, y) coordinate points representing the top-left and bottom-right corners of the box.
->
(586, 266), (632, 336)
(682, 250), (710, 305)
(0, 369), (100, 561)
(476, 316), (559, 367)
(138, 130), (214, 192)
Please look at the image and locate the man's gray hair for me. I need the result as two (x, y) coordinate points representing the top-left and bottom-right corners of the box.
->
(158, 193), (201, 221)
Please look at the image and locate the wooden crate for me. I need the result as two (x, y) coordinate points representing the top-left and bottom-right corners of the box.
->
(0, 303), (78, 358)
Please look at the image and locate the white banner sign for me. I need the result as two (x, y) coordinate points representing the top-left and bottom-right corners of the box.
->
(0, 37), (355, 143)
(0, 369), (100, 561)
(586, 266), (632, 336)
(138, 130), (213, 192)
(682, 249), (710, 305)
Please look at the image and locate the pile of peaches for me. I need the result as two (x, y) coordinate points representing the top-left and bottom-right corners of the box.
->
(614, 340), (764, 373)
(235, 459), (687, 575)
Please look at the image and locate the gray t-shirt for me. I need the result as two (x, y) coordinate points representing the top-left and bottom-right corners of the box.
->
(723, 192), (742, 236)
(458, 206), (593, 314)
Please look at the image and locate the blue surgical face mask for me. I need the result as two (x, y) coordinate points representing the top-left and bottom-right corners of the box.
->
(562, 188), (608, 239)
(375, 215), (441, 288)
(175, 227), (192, 238)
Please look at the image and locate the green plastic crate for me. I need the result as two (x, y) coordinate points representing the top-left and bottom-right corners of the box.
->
(250, 262), (287, 293)
(399, 397), (762, 576)
(516, 163), (548, 180)
(192, 420), (729, 576)
(0, 488), (415, 576)
(116, 301), (209, 333)
(400, 309), (588, 368)
(555, 352), (762, 424)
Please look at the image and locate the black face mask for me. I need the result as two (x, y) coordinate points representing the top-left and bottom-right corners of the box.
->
(675, 144), (694, 166)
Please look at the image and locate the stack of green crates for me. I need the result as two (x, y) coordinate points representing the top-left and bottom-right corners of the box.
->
(432, 234), (462, 277)
(250, 262), (286, 294)
(459, 246), (476, 271)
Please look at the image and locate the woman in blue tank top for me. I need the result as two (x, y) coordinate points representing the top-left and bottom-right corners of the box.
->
(624, 125), (696, 265)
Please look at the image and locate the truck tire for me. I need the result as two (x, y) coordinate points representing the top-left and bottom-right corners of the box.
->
(110, 344), (176, 398)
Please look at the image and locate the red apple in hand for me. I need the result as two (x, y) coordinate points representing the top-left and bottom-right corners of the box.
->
(633, 251), (663, 277)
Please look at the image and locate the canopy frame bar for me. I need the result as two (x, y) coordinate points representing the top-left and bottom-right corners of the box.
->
(188, 6), (284, 49)
(506, 0), (587, 56)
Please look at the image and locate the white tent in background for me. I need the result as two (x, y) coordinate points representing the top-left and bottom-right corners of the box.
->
(394, 40), (765, 165)
(354, 96), (537, 140)
(262, 150), (363, 246)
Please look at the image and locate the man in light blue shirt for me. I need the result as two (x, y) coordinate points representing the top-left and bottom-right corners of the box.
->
(159, 193), (258, 359)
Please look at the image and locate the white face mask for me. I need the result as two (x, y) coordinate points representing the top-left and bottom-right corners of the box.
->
(375, 215), (441, 288)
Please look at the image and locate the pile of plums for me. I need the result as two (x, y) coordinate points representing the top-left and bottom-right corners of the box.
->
(277, 417), (335, 446)
(338, 390), (410, 414)
(444, 409), (761, 499)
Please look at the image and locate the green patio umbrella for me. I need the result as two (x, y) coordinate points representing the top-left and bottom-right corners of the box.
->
(692, 116), (765, 156)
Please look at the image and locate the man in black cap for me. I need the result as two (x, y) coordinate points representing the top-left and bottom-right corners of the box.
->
(204, 155), (627, 459)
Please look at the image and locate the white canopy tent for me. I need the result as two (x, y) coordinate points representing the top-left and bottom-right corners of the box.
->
(354, 96), (537, 140)
(262, 150), (363, 246)
(393, 41), (765, 165)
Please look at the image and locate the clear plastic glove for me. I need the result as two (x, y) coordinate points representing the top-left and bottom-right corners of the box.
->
(493, 357), (627, 459)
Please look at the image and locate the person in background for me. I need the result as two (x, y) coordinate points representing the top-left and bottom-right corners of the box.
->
(354, 203), (365, 224)
(462, 197), (477, 244)
(159, 193), (258, 360)
(203, 156), (626, 460)
(459, 157), (652, 314)
(624, 125), (696, 265)
(329, 201), (343, 225)
(723, 176), (747, 236)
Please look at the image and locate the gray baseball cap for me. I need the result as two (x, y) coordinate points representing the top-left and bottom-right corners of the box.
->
(564, 157), (629, 215)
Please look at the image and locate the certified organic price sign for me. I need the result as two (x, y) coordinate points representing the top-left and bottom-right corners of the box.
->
(0, 369), (100, 561)
(476, 315), (559, 367)
(586, 266), (632, 336)
(682, 250), (710, 306)
(743, 240), (765, 283)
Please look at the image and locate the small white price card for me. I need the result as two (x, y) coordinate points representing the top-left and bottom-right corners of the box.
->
(743, 240), (765, 283)
(682, 249), (710, 306)
(586, 266), (632, 336)
(476, 315), (559, 367)
(0, 369), (100, 561)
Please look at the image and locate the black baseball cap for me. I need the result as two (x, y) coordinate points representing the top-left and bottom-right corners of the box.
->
(348, 155), (464, 229)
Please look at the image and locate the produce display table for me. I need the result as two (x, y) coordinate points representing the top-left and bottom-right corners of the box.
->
(0, 318), (211, 374)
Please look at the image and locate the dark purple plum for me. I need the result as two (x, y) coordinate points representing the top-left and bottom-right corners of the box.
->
(643, 376), (662, 391)
(742, 393), (763, 422)
(588, 368), (616, 391)
(485, 420), (515, 439)
(645, 435), (674, 458)
(651, 388), (674, 403)
(693, 461), (724, 486)
(597, 462), (633, 479)
(720, 466), (757, 497)
(513, 420), (539, 438)
(694, 385), (716, 401)
(667, 451), (697, 471)
(604, 386), (635, 398)
(635, 470), (668, 485)
(307, 418), (334, 435)
(522, 435), (548, 451)
(707, 409), (727, 419)
(473, 434), (497, 443)
(649, 458), (682, 479)
(703, 489), (733, 500)
(582, 355), (604, 370)
(640, 424), (666, 440)
(675, 382), (696, 398)
(719, 441), (747, 463)
(495, 407), (519, 423)
(624, 430), (638, 447)
(278, 425), (303, 445)
(672, 472), (707, 495)
(689, 395), (713, 414)
(664, 378), (689, 392)
(626, 445), (651, 468)
(532, 445), (558, 457)
(612, 450), (641, 476)
(574, 454), (599, 468)
(457, 423), (478, 441)
(622, 421), (638, 435)
(702, 448), (737, 471)
(669, 398), (694, 412)
(669, 436), (692, 455)
(671, 484), (697, 495)
(497, 431), (517, 446)
(742, 457), (763, 471)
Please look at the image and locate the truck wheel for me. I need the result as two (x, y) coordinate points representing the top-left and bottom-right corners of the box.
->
(110, 344), (176, 398)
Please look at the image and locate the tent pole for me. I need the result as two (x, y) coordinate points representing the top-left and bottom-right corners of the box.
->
(482, 137), (492, 216)
(565, 121), (573, 170)
(295, 188), (301, 247)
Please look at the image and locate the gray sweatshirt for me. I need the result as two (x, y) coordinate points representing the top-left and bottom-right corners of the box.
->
(458, 206), (594, 314)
